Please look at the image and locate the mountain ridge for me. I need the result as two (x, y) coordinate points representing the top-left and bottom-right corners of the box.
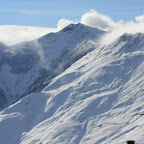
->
(0, 28), (144, 143)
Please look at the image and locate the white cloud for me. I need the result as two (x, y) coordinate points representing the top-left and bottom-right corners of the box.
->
(0, 25), (57, 45)
(57, 18), (77, 30)
(135, 15), (144, 23)
(81, 9), (116, 31)
(80, 9), (144, 35)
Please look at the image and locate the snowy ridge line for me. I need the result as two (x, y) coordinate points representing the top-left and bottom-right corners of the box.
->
(0, 25), (144, 144)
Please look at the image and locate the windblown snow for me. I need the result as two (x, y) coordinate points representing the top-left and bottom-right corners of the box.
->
(0, 23), (144, 144)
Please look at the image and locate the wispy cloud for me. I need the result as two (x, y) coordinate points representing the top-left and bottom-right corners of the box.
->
(0, 9), (82, 16)
(135, 15), (144, 23)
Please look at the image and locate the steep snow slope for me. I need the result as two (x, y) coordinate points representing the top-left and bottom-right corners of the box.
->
(0, 23), (105, 110)
(0, 33), (144, 144)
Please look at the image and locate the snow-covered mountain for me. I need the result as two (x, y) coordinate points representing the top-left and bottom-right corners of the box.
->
(0, 23), (105, 110)
(0, 24), (144, 144)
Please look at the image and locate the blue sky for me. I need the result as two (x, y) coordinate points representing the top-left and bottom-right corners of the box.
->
(0, 0), (144, 27)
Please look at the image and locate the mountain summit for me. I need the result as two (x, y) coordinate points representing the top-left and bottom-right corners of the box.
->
(0, 23), (105, 110)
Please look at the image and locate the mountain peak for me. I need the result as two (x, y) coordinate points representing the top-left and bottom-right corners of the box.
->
(60, 23), (104, 33)
(59, 23), (106, 41)
(60, 23), (84, 32)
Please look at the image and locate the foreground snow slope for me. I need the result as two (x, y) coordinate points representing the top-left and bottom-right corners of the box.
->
(0, 23), (104, 110)
(0, 32), (144, 144)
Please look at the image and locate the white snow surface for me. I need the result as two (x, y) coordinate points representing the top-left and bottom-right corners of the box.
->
(0, 25), (144, 144)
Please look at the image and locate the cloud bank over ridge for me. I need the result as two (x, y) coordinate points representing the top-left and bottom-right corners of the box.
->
(0, 25), (57, 45)
(0, 9), (144, 45)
